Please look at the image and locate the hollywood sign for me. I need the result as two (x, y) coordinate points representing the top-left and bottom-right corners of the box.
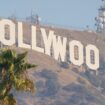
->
(0, 19), (99, 70)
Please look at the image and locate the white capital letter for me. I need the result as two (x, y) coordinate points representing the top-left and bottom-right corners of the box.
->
(86, 45), (99, 70)
(53, 35), (67, 62)
(18, 22), (31, 49)
(41, 28), (54, 56)
(0, 19), (15, 45)
(31, 26), (44, 53)
(69, 40), (84, 66)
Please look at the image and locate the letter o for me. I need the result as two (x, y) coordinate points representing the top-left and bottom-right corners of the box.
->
(69, 40), (84, 66)
(86, 45), (99, 70)
(0, 19), (15, 45)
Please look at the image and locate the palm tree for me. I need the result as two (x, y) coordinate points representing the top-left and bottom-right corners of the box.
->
(0, 49), (36, 105)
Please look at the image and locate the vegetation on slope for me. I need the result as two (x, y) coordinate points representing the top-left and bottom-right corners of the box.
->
(0, 49), (36, 105)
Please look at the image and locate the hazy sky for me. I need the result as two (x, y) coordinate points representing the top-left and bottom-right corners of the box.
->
(0, 0), (103, 30)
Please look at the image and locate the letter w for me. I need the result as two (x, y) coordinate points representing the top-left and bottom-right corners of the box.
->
(53, 35), (67, 62)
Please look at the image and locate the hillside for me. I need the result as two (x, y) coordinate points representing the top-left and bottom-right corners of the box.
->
(2, 20), (105, 105)
(10, 47), (105, 105)
(4, 48), (102, 105)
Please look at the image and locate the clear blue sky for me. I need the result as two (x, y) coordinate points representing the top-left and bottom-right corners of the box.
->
(0, 0), (103, 30)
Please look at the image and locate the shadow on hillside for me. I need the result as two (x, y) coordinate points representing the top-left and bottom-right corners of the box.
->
(35, 69), (60, 97)
(33, 69), (105, 105)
